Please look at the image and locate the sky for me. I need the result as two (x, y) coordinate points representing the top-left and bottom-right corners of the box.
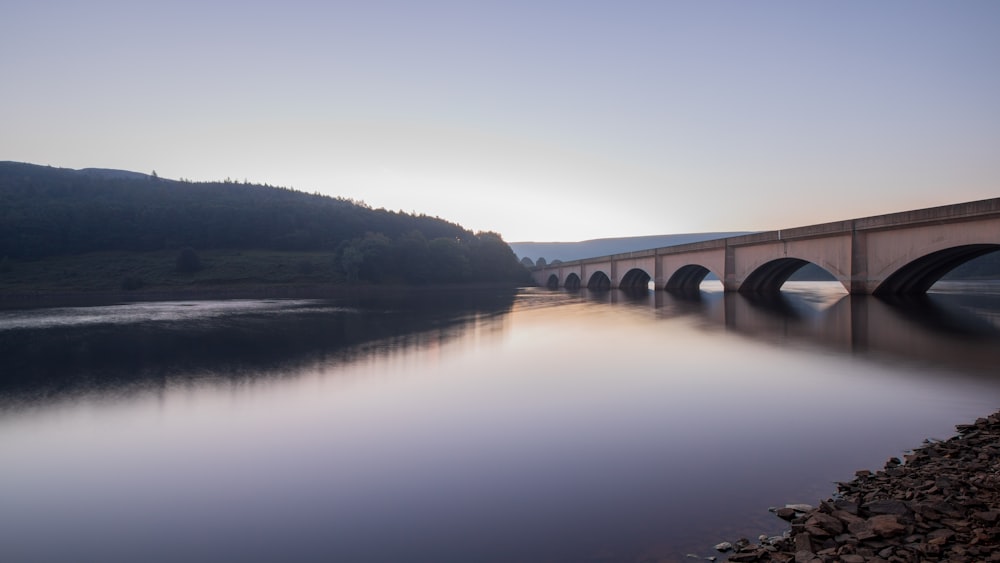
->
(3, 1), (999, 242)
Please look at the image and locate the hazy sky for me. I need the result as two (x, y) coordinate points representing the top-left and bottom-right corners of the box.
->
(3, 1), (998, 241)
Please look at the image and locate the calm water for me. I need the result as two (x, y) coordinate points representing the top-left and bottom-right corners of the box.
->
(2, 283), (1000, 562)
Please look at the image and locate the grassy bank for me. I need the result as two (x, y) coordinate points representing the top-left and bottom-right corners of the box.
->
(0, 249), (529, 310)
(0, 249), (346, 294)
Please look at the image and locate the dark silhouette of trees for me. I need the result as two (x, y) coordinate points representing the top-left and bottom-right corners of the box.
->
(0, 162), (534, 285)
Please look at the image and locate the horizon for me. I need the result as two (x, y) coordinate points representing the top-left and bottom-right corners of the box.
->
(4, 2), (999, 242)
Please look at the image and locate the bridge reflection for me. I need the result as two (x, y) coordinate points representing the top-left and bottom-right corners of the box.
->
(558, 284), (1000, 375)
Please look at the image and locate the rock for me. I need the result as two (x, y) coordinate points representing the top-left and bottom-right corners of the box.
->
(848, 519), (877, 540)
(973, 510), (999, 522)
(717, 410), (1000, 562)
(870, 514), (907, 537)
(831, 509), (864, 527)
(927, 528), (954, 545)
(793, 532), (812, 553)
(863, 499), (910, 516)
(804, 513), (844, 536)
(774, 507), (798, 521)
(712, 542), (732, 552)
(832, 500), (859, 515)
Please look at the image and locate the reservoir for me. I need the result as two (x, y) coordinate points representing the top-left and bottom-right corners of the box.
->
(2, 283), (999, 562)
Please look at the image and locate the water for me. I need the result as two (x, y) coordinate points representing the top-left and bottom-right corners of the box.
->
(2, 283), (999, 563)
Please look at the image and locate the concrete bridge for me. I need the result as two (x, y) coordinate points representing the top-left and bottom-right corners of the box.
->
(531, 197), (1000, 295)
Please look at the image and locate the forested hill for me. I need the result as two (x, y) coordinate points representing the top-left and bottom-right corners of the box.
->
(0, 162), (530, 285)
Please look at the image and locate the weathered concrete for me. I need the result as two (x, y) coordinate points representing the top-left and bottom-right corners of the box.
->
(531, 198), (1000, 294)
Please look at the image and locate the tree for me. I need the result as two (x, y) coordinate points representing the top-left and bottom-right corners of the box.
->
(535, 257), (547, 268)
(520, 257), (535, 268)
(340, 244), (364, 283)
(428, 237), (469, 282)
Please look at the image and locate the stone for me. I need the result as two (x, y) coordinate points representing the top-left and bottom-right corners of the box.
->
(869, 515), (907, 537)
(805, 513), (844, 536)
(775, 507), (798, 521)
(848, 519), (877, 540)
(863, 499), (911, 515)
(832, 510), (865, 527)
(832, 500), (859, 515)
(973, 510), (999, 523)
(722, 410), (1000, 563)
(794, 532), (812, 553)
(713, 542), (732, 552)
(927, 528), (954, 545)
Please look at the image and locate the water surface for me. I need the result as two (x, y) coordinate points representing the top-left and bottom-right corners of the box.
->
(2, 284), (999, 562)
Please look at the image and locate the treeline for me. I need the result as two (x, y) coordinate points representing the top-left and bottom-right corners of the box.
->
(0, 162), (531, 285)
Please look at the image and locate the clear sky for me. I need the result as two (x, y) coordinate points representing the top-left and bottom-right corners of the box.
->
(3, 1), (999, 242)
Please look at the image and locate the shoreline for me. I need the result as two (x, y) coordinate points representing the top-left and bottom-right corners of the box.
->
(0, 282), (528, 310)
(719, 411), (1000, 562)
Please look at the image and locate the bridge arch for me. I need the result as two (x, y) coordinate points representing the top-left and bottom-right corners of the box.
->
(546, 274), (559, 289)
(739, 258), (844, 294)
(619, 268), (651, 290)
(564, 273), (582, 290)
(587, 271), (612, 290)
(875, 244), (999, 295)
(665, 264), (719, 291)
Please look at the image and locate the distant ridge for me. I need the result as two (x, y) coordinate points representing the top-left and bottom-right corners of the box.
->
(509, 233), (750, 263)
(78, 168), (154, 181)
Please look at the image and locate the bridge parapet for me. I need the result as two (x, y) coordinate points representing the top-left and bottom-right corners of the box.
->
(529, 197), (1000, 294)
(854, 198), (1000, 231)
(656, 237), (728, 255)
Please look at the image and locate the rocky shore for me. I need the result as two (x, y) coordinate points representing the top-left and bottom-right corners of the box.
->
(717, 412), (1000, 562)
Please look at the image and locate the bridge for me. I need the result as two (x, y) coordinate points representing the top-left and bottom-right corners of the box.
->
(531, 197), (1000, 295)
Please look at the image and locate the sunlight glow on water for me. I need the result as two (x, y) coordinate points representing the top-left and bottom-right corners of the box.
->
(0, 299), (357, 330)
(2, 285), (1000, 562)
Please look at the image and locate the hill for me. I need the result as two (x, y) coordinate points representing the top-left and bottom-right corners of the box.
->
(0, 162), (531, 291)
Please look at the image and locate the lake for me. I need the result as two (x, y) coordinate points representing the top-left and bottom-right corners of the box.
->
(2, 283), (999, 562)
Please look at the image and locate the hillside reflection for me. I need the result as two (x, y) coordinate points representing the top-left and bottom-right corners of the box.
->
(0, 289), (516, 409)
